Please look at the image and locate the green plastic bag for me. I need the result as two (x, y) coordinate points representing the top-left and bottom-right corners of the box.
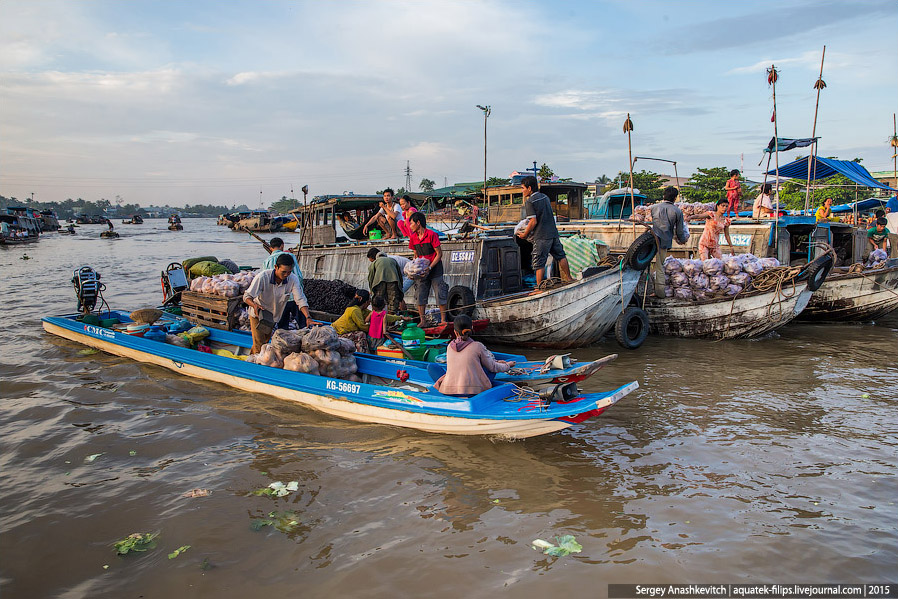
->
(182, 256), (219, 271)
(189, 260), (230, 277)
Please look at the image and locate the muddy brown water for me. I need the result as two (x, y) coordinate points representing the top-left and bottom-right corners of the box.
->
(1, 219), (896, 598)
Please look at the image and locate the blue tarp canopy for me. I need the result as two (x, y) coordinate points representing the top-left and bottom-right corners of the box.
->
(829, 197), (888, 214)
(766, 156), (897, 192)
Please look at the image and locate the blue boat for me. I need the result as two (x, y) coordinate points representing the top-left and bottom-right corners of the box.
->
(42, 310), (637, 439)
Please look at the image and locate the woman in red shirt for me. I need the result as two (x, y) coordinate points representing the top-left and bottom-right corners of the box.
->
(408, 212), (448, 326)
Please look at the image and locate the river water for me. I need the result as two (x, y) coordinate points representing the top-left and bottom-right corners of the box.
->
(1, 219), (896, 598)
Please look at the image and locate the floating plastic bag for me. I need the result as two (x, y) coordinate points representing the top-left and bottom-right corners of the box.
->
(702, 258), (724, 276)
(283, 352), (320, 375)
(302, 326), (340, 352)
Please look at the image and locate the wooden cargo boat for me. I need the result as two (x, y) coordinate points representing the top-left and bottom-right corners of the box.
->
(643, 255), (832, 339)
(799, 259), (898, 321)
(42, 310), (637, 439)
(289, 196), (653, 348)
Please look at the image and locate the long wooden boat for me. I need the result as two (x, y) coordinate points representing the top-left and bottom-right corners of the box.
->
(644, 280), (814, 339)
(43, 311), (637, 438)
(799, 259), (898, 322)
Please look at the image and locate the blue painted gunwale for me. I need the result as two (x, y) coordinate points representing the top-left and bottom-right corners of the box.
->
(43, 312), (629, 422)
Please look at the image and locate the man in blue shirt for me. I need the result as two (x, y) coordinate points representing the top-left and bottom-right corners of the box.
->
(886, 194), (898, 215)
(262, 237), (304, 329)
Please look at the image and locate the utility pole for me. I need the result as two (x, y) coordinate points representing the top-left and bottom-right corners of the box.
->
(405, 161), (413, 192)
(476, 104), (491, 217)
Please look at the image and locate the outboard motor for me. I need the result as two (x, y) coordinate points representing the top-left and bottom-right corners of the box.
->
(72, 266), (101, 314)
(161, 262), (189, 306)
(539, 381), (580, 405)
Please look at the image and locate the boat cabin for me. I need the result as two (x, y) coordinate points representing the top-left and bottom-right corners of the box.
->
(584, 188), (649, 219)
(290, 195), (384, 244)
(482, 181), (588, 223)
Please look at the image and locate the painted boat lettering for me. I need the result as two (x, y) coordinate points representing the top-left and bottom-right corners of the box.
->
(720, 233), (752, 246)
(450, 250), (475, 263)
(326, 379), (361, 394)
(83, 324), (115, 339)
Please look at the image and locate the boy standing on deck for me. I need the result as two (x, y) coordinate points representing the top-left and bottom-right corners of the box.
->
(650, 186), (690, 297)
(725, 170), (742, 218)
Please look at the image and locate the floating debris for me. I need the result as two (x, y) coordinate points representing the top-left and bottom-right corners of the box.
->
(251, 481), (298, 498)
(114, 532), (158, 555)
(77, 349), (99, 356)
(168, 545), (191, 560)
(84, 453), (105, 463)
(250, 511), (300, 533)
(129, 450), (137, 457)
(182, 489), (211, 498)
(531, 535), (583, 557)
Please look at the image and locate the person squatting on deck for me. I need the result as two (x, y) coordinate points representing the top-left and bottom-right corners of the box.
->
(243, 253), (313, 354)
(515, 175), (572, 286)
(333, 290), (372, 352)
(867, 218), (891, 253)
(698, 199), (733, 260)
(362, 188), (401, 240)
(650, 186), (690, 297)
(263, 237), (305, 329)
(367, 248), (403, 313)
(433, 315), (515, 396)
(408, 212), (449, 326)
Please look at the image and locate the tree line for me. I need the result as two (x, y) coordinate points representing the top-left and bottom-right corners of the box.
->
(0, 195), (248, 219)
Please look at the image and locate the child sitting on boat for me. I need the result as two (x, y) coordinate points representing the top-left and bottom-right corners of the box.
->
(365, 295), (388, 351)
(433, 315), (515, 396)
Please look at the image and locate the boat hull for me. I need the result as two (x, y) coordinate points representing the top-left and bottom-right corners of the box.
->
(42, 317), (636, 439)
(475, 268), (642, 348)
(645, 284), (813, 339)
(799, 264), (898, 322)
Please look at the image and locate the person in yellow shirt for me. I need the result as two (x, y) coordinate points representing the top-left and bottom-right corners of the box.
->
(815, 197), (833, 223)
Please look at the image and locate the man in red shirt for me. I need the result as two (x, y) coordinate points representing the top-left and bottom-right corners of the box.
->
(408, 212), (449, 326)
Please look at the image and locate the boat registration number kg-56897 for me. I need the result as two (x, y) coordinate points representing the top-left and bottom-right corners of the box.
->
(326, 380), (360, 394)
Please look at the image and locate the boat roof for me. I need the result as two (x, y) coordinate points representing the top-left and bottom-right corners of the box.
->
(289, 195), (382, 214)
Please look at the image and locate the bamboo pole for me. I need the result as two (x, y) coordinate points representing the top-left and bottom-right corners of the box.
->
(768, 65), (780, 232)
(893, 113), (897, 193)
(805, 46), (826, 213)
(624, 114), (636, 234)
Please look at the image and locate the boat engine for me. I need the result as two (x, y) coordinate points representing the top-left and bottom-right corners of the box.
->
(160, 262), (189, 306)
(539, 381), (580, 405)
(72, 266), (104, 314)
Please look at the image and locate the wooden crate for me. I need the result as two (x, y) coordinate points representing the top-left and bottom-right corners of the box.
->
(180, 291), (243, 330)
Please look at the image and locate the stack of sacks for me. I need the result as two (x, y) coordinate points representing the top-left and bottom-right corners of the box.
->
(189, 271), (257, 298)
(662, 253), (781, 301)
(866, 249), (888, 269)
(631, 205), (652, 223)
(678, 202), (717, 221)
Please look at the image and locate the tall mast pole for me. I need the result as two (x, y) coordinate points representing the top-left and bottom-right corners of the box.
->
(805, 46), (826, 213)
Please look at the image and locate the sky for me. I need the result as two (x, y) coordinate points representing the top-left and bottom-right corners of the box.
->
(1, 0), (896, 208)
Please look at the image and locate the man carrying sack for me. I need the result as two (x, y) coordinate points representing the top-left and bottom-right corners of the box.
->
(243, 254), (314, 354)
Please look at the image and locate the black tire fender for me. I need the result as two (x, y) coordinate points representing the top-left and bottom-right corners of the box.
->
(446, 285), (475, 319)
(615, 306), (649, 350)
(805, 254), (834, 292)
(625, 231), (657, 271)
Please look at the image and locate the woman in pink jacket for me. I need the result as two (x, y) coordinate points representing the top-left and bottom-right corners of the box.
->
(434, 315), (515, 396)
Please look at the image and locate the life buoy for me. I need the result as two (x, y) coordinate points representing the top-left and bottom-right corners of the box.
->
(625, 231), (657, 271)
(805, 254), (833, 292)
(446, 285), (475, 318)
(614, 306), (649, 349)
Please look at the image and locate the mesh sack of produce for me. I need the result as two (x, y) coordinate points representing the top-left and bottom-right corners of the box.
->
(339, 354), (358, 377)
(190, 276), (209, 292)
(404, 258), (432, 281)
(283, 352), (320, 375)
(270, 329), (308, 354)
(309, 349), (341, 376)
(702, 258), (724, 276)
(336, 337), (357, 356)
(513, 217), (535, 241)
(219, 259), (239, 274)
(165, 333), (191, 347)
(693, 290), (712, 301)
(302, 325), (340, 352)
(201, 278), (216, 294)
(742, 260), (764, 276)
(681, 259), (704, 277)
(709, 274), (730, 290)
(730, 272), (752, 287)
(632, 205), (651, 222)
(663, 256), (683, 274)
(244, 353), (259, 364)
(723, 257), (742, 276)
(758, 257), (780, 269)
(303, 279), (358, 313)
(724, 284), (743, 296)
(189, 260), (230, 278)
(664, 285), (674, 298)
(669, 272), (689, 288)
(561, 235), (600, 276)
(257, 344), (284, 368)
(180, 326), (211, 345)
(182, 256), (219, 271)
(689, 273), (709, 289)
(866, 248), (888, 267)
(340, 331), (368, 353)
(674, 286), (694, 300)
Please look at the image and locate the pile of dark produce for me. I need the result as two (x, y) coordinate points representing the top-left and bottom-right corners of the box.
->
(303, 279), (358, 314)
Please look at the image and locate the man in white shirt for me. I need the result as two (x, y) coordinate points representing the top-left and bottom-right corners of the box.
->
(363, 188), (401, 239)
(243, 254), (313, 353)
(752, 183), (775, 219)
